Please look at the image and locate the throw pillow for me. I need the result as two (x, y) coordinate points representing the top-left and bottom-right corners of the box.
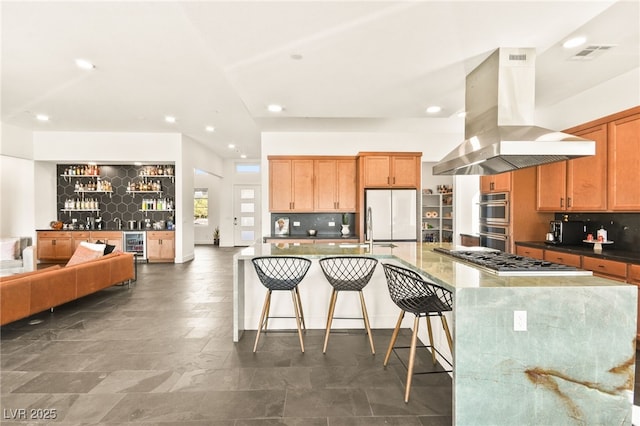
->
(66, 244), (103, 267)
(0, 238), (19, 261)
(80, 241), (106, 253)
(95, 240), (115, 255)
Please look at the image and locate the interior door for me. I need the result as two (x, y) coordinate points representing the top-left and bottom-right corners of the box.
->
(233, 185), (261, 247)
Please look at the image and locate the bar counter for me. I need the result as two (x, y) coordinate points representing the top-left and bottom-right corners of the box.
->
(234, 242), (636, 425)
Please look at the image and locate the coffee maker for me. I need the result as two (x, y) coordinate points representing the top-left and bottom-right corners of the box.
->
(546, 220), (585, 245)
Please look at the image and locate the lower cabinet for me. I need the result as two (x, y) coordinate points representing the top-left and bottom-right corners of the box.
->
(90, 231), (123, 253)
(515, 246), (543, 260)
(582, 256), (627, 281)
(146, 231), (175, 263)
(73, 231), (91, 250)
(543, 249), (581, 268)
(37, 231), (73, 261)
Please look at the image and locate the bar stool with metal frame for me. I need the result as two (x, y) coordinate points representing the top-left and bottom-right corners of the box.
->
(318, 256), (378, 354)
(381, 263), (453, 403)
(251, 256), (312, 353)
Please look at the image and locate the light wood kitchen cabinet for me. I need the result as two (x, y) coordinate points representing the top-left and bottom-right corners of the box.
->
(146, 231), (175, 263)
(515, 245), (543, 260)
(314, 158), (357, 211)
(360, 152), (421, 188)
(90, 231), (123, 253)
(608, 112), (640, 211)
(537, 123), (607, 211)
(582, 256), (627, 281)
(269, 158), (315, 212)
(480, 173), (511, 193)
(72, 231), (91, 250)
(543, 249), (581, 268)
(37, 231), (73, 261)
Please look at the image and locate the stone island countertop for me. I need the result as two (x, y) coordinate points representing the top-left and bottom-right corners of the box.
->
(233, 242), (637, 425)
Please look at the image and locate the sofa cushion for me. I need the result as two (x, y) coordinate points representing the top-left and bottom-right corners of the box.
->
(0, 238), (19, 260)
(66, 244), (104, 267)
(95, 240), (116, 255)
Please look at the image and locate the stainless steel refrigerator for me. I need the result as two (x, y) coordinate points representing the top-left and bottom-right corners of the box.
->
(365, 189), (418, 241)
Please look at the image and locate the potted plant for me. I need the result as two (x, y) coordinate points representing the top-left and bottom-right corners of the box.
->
(341, 213), (350, 236)
(213, 226), (220, 246)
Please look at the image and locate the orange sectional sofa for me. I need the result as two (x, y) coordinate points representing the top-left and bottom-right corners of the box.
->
(0, 252), (135, 326)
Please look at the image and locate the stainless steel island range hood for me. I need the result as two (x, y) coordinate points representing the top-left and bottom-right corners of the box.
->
(433, 47), (595, 176)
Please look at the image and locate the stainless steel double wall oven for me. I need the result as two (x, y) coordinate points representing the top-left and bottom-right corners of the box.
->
(478, 192), (510, 252)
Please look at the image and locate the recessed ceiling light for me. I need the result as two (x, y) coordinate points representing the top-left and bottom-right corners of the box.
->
(205, 126), (215, 132)
(457, 111), (467, 118)
(228, 144), (235, 149)
(75, 58), (95, 70)
(36, 114), (49, 121)
(267, 104), (283, 113)
(240, 154), (247, 159)
(134, 162), (142, 166)
(426, 106), (442, 114)
(563, 36), (587, 49)
(165, 116), (176, 123)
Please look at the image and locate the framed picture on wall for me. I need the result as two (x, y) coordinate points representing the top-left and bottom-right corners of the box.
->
(274, 217), (290, 235)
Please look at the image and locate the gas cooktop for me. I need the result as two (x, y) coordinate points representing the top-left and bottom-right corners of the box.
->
(433, 247), (592, 277)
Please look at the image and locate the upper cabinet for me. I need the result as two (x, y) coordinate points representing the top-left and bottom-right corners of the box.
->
(360, 152), (421, 188)
(608, 112), (640, 211)
(269, 156), (357, 213)
(269, 158), (314, 212)
(537, 123), (608, 211)
(480, 173), (511, 194)
(314, 158), (357, 212)
(536, 106), (640, 212)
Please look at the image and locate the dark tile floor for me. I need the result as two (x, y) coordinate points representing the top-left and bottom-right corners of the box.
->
(1, 246), (452, 425)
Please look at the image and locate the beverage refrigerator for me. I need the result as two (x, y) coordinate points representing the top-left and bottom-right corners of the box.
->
(123, 231), (146, 261)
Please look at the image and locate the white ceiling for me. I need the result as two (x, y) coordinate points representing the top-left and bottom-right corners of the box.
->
(2, 1), (638, 160)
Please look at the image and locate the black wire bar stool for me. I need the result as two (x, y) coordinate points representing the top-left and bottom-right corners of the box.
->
(318, 256), (378, 354)
(382, 263), (453, 403)
(251, 256), (312, 353)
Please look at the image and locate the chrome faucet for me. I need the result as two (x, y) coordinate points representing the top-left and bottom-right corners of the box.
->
(114, 217), (122, 230)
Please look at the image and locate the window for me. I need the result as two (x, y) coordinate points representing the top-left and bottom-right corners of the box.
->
(194, 188), (208, 225)
(236, 163), (260, 173)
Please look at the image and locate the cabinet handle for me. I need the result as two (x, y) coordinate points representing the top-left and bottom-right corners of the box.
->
(393, 177), (396, 184)
(567, 197), (572, 208)
(560, 198), (564, 208)
(490, 182), (494, 191)
(387, 176), (390, 184)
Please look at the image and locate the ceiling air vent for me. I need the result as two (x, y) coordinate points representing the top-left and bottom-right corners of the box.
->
(570, 44), (616, 61)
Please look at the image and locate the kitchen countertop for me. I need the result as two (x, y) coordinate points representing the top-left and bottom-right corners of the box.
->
(233, 241), (636, 424)
(517, 240), (640, 264)
(265, 234), (358, 241)
(236, 242), (626, 291)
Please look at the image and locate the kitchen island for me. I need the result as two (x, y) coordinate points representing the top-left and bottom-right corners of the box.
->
(233, 242), (636, 425)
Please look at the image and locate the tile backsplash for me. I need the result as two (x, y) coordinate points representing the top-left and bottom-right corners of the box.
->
(270, 213), (356, 237)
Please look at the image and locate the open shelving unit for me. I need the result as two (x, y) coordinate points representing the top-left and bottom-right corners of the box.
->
(421, 192), (453, 243)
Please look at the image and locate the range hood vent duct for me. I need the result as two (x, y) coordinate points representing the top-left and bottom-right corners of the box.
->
(433, 48), (595, 176)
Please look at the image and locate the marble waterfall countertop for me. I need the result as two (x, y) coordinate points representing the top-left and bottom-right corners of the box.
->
(234, 242), (637, 425)
(235, 242), (626, 290)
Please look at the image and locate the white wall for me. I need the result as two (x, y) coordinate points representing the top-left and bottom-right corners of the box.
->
(1, 123), (36, 238)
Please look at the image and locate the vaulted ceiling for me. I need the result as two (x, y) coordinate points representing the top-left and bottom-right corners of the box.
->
(2, 1), (638, 159)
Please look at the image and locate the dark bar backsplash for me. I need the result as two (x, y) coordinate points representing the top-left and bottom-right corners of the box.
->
(270, 213), (356, 237)
(555, 212), (640, 252)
